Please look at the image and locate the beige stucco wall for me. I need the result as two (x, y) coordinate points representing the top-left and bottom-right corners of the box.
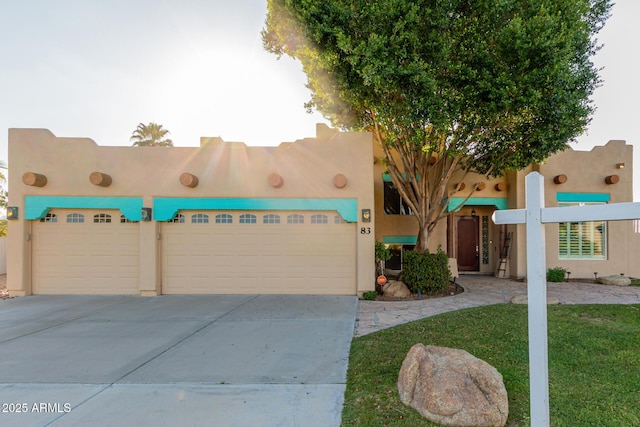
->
(8, 125), (375, 295)
(508, 141), (637, 279)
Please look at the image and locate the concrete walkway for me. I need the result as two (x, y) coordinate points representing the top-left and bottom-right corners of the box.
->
(355, 275), (640, 336)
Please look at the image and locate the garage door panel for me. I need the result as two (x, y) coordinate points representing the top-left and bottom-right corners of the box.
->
(32, 209), (140, 294)
(162, 210), (356, 295)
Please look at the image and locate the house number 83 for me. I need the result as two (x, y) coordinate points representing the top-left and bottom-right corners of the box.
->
(360, 227), (371, 234)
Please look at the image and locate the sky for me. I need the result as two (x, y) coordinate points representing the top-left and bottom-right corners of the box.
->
(1, 0), (638, 200)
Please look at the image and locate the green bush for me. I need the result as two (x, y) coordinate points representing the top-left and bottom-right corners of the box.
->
(362, 291), (378, 301)
(547, 267), (567, 282)
(374, 241), (391, 262)
(402, 247), (450, 295)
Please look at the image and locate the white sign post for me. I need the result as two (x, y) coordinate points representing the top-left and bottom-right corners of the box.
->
(492, 172), (640, 427)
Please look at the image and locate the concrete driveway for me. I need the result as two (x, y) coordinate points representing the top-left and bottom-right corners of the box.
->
(0, 295), (357, 427)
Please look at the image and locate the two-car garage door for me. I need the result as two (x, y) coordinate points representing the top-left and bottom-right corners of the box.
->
(161, 211), (356, 295)
(31, 209), (356, 295)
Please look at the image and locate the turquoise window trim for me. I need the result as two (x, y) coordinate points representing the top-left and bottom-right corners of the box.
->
(556, 193), (610, 203)
(382, 236), (417, 245)
(446, 197), (507, 212)
(25, 196), (143, 221)
(382, 173), (420, 182)
(153, 198), (359, 222)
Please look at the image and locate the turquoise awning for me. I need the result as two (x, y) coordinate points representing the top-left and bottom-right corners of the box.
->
(153, 197), (359, 222)
(25, 196), (143, 221)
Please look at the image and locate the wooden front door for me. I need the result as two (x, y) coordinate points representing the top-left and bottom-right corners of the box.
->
(457, 216), (479, 271)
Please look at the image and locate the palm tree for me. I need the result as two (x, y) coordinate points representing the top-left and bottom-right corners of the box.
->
(130, 122), (174, 147)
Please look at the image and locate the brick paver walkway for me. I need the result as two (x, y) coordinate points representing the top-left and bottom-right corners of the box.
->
(355, 275), (640, 336)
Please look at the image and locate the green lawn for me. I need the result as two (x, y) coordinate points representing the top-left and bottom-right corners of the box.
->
(342, 304), (640, 427)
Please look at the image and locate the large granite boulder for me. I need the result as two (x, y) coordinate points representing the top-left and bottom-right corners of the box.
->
(398, 344), (508, 427)
(597, 275), (631, 286)
(382, 280), (411, 298)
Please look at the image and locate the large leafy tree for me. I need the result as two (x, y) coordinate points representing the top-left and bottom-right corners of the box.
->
(130, 122), (174, 147)
(263, 0), (611, 252)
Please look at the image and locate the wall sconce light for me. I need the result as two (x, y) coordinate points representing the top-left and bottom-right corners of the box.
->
(362, 209), (371, 223)
(616, 163), (625, 169)
(471, 208), (476, 217)
(141, 208), (152, 221)
(7, 207), (18, 220)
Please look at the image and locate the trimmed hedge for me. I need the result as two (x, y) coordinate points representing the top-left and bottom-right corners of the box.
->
(403, 247), (451, 295)
(547, 266), (567, 282)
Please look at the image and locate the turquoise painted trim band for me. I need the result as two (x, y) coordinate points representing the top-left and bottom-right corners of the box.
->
(382, 173), (420, 182)
(447, 197), (507, 212)
(25, 196), (143, 220)
(382, 236), (417, 245)
(556, 193), (610, 203)
(153, 198), (359, 222)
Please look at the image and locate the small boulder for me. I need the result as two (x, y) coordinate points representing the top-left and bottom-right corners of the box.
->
(510, 295), (560, 305)
(597, 275), (631, 286)
(398, 344), (508, 427)
(382, 280), (411, 298)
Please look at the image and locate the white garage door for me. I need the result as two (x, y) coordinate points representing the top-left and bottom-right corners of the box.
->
(161, 211), (356, 295)
(32, 209), (140, 294)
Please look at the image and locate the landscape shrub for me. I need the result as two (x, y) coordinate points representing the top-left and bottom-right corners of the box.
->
(362, 291), (378, 301)
(402, 247), (450, 295)
(547, 267), (567, 282)
(374, 240), (392, 275)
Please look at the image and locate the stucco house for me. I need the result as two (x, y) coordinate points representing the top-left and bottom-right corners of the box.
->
(374, 135), (639, 280)
(6, 125), (638, 296)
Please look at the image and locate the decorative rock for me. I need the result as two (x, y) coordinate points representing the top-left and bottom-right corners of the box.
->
(382, 280), (411, 298)
(398, 344), (508, 427)
(597, 275), (631, 286)
(510, 295), (560, 305)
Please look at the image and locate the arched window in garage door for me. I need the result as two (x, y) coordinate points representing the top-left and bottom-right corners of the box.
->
(93, 213), (111, 223)
(287, 214), (304, 224)
(40, 213), (57, 223)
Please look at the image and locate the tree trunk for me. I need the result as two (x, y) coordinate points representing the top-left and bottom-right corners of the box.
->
(415, 223), (431, 253)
